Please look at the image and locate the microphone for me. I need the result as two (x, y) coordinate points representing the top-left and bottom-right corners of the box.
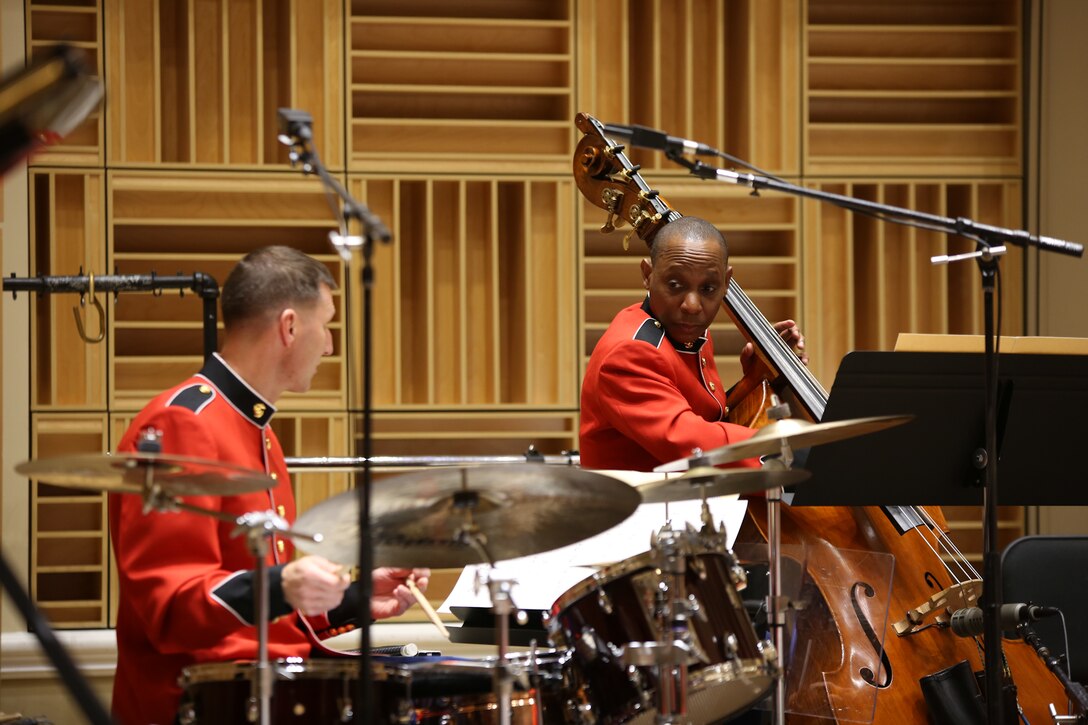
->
(601, 122), (719, 157)
(0, 44), (103, 175)
(950, 603), (1061, 638)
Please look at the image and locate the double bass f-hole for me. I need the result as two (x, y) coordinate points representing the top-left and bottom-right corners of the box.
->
(852, 581), (893, 688)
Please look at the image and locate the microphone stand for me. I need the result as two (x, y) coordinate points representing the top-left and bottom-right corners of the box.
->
(663, 148), (1085, 725)
(1016, 623), (1088, 723)
(276, 108), (392, 722)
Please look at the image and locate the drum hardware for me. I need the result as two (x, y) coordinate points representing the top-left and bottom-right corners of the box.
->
(653, 404), (912, 725)
(294, 464), (641, 725)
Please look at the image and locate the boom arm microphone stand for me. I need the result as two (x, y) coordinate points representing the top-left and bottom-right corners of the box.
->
(276, 107), (392, 721)
(658, 147), (1085, 725)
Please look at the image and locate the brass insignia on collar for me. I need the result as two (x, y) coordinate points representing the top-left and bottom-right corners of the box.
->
(684, 341), (694, 349)
(253, 403), (266, 419)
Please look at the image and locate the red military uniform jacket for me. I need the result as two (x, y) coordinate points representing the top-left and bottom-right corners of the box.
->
(580, 298), (758, 471)
(109, 354), (347, 725)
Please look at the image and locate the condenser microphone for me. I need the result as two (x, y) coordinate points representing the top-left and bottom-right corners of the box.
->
(950, 603), (1061, 637)
(601, 122), (719, 157)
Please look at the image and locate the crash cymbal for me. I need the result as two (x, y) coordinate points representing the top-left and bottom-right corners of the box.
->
(655, 415), (913, 472)
(293, 464), (642, 568)
(15, 453), (276, 496)
(638, 467), (811, 503)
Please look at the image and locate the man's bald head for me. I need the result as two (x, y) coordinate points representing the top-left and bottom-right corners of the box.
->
(649, 216), (728, 265)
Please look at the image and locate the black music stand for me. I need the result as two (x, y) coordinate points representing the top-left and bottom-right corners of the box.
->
(793, 350), (1088, 507)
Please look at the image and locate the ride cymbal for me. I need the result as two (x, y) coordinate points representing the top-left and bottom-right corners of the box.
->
(15, 453), (275, 496)
(638, 467), (811, 503)
(655, 415), (913, 472)
(293, 464), (642, 568)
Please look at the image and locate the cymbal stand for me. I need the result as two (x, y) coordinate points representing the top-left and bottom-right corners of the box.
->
(460, 520), (525, 725)
(760, 400), (797, 725)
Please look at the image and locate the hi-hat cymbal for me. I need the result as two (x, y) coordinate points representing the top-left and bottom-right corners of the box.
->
(293, 464), (642, 568)
(655, 415), (913, 472)
(15, 453), (276, 496)
(638, 467), (811, 503)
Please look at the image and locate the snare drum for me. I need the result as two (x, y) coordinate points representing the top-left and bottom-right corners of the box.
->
(177, 658), (412, 724)
(549, 544), (776, 724)
(404, 650), (587, 724)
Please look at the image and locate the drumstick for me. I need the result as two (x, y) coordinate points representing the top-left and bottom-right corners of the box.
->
(407, 577), (450, 640)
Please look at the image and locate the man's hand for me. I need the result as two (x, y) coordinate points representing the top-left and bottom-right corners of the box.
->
(371, 567), (431, 620)
(740, 319), (807, 376)
(282, 555), (350, 616)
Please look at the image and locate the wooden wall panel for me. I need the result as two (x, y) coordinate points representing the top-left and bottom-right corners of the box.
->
(30, 414), (110, 628)
(348, 0), (574, 173)
(29, 169), (107, 409)
(578, 0), (802, 176)
(105, 0), (343, 168)
(350, 175), (578, 408)
(804, 0), (1021, 175)
(802, 178), (1024, 385)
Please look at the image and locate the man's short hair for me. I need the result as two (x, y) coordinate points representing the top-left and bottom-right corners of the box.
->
(649, 216), (729, 264)
(221, 246), (337, 328)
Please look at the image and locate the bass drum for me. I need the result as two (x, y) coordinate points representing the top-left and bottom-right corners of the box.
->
(404, 649), (588, 724)
(177, 657), (412, 724)
(549, 544), (777, 724)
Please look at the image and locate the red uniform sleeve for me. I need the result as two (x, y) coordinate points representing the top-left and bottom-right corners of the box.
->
(112, 407), (288, 654)
(594, 340), (758, 467)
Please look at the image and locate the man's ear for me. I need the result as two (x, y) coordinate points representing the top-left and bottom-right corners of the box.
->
(278, 308), (298, 346)
(640, 258), (653, 290)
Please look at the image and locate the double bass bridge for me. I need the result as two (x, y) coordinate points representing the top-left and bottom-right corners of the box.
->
(893, 579), (982, 636)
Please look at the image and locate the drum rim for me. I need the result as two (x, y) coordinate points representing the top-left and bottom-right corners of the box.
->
(179, 657), (409, 684)
(550, 548), (734, 614)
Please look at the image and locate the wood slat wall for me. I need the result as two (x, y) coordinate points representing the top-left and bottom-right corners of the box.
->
(15, 0), (1025, 626)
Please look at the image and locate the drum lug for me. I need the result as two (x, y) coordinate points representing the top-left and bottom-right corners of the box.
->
(576, 626), (600, 661)
(596, 584), (613, 615)
(336, 696), (352, 722)
(177, 704), (196, 725)
(687, 592), (709, 624)
(729, 561), (748, 588)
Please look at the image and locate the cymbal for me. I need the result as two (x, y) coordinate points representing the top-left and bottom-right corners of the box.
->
(15, 453), (276, 496)
(293, 464), (642, 568)
(638, 467), (811, 503)
(655, 415), (913, 472)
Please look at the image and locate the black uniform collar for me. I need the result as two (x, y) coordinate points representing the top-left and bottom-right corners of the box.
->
(641, 295), (708, 352)
(199, 353), (277, 427)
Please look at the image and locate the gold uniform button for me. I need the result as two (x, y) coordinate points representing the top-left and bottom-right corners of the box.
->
(270, 472), (278, 481)
(700, 357), (706, 367)
(276, 540), (285, 554)
(199, 385), (211, 394)
(709, 382), (716, 391)
(276, 505), (286, 517)
(265, 437), (272, 450)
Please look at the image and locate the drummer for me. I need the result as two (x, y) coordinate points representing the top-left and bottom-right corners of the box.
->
(108, 246), (430, 725)
(579, 216), (807, 470)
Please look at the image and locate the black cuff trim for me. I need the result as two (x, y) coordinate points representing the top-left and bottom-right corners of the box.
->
(210, 564), (291, 625)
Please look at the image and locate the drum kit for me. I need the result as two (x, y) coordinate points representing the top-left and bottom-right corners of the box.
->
(17, 411), (910, 724)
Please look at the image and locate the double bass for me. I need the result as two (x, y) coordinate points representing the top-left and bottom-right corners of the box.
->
(571, 112), (1066, 724)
